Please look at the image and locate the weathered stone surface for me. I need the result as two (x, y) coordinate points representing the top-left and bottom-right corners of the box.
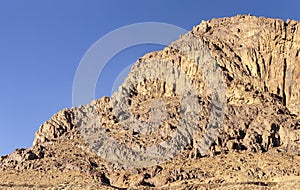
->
(33, 108), (74, 146)
(0, 15), (300, 189)
(193, 15), (300, 117)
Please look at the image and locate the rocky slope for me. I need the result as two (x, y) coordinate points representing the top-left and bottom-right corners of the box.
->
(1, 15), (300, 189)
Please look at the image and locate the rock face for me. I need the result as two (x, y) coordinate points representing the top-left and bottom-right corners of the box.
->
(194, 15), (300, 117)
(0, 15), (300, 189)
(33, 109), (74, 147)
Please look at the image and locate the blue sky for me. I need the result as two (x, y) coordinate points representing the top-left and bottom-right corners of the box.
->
(0, 0), (300, 156)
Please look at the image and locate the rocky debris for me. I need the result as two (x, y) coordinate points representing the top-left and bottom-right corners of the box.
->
(0, 15), (300, 189)
(0, 148), (39, 171)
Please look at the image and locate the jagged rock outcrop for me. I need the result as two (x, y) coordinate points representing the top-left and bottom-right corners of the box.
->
(31, 15), (300, 159)
(193, 15), (300, 116)
(32, 109), (75, 146)
(1, 15), (300, 189)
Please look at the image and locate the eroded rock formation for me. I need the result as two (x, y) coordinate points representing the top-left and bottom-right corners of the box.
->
(1, 15), (300, 189)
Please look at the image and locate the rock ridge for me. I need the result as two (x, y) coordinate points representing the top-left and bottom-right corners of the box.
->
(1, 15), (300, 189)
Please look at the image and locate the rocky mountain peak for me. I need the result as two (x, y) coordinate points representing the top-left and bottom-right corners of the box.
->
(1, 15), (299, 189)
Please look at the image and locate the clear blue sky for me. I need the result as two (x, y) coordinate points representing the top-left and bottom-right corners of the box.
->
(1, 0), (300, 156)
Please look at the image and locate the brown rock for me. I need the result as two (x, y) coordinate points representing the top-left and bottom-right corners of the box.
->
(1, 15), (300, 189)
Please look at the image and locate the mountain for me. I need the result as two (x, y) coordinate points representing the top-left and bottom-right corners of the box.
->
(1, 15), (299, 189)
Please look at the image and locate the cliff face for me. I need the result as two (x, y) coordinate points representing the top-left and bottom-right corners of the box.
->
(194, 15), (300, 116)
(1, 15), (300, 189)
(32, 15), (300, 158)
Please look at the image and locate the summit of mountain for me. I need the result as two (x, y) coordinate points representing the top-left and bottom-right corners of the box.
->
(1, 15), (299, 189)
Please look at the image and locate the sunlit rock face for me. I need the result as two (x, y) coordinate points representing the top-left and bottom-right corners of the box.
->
(1, 15), (300, 189)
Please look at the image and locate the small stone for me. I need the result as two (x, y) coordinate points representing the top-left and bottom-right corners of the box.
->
(25, 152), (38, 161)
